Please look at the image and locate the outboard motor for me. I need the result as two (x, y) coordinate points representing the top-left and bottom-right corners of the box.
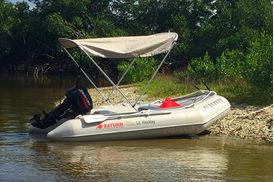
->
(31, 86), (93, 129)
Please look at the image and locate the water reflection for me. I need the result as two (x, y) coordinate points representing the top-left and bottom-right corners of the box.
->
(25, 136), (272, 182)
(29, 138), (228, 182)
(0, 74), (76, 133)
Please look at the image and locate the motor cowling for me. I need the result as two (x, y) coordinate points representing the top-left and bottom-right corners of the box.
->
(31, 86), (93, 129)
(65, 86), (93, 114)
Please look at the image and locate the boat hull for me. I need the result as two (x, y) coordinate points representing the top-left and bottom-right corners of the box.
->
(48, 109), (229, 142)
(46, 94), (230, 141)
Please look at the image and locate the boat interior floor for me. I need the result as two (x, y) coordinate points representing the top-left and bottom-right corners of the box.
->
(90, 90), (215, 116)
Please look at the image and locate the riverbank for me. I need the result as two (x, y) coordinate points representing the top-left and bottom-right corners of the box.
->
(87, 86), (273, 142)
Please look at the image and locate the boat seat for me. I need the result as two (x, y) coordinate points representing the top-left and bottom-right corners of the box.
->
(138, 105), (160, 111)
(138, 98), (181, 111)
(93, 110), (116, 115)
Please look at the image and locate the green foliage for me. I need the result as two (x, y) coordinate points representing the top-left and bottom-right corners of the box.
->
(117, 58), (157, 83)
(0, 0), (14, 59)
(216, 50), (246, 77)
(209, 77), (251, 103)
(214, 33), (272, 96)
(245, 33), (273, 93)
(45, 12), (74, 37)
(194, 0), (272, 59)
(144, 73), (271, 105)
(183, 52), (217, 81)
(0, 0), (272, 61)
(142, 75), (195, 99)
(0, 0), (272, 105)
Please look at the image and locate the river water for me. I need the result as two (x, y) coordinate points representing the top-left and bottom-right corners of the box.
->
(0, 74), (272, 182)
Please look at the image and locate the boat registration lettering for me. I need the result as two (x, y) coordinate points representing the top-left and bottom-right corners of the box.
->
(97, 122), (124, 129)
(203, 98), (223, 109)
(136, 120), (155, 125)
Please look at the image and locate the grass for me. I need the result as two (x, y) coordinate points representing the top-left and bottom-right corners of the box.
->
(137, 74), (195, 100)
(137, 74), (272, 106)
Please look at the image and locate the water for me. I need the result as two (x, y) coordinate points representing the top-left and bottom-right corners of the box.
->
(0, 74), (272, 182)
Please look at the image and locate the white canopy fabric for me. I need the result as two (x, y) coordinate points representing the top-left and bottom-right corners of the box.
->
(59, 32), (178, 58)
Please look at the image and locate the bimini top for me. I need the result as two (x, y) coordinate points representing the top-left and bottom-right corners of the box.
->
(59, 32), (178, 58)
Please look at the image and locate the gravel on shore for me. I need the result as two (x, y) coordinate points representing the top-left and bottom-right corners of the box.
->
(209, 104), (273, 142)
(88, 85), (142, 107)
(87, 86), (273, 142)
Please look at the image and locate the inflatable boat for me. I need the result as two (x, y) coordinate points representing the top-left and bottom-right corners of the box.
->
(29, 32), (230, 141)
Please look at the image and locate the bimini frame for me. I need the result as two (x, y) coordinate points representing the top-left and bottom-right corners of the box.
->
(59, 33), (178, 110)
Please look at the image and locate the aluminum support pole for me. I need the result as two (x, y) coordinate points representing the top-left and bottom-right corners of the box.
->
(79, 46), (136, 110)
(133, 43), (176, 107)
(106, 58), (136, 100)
(62, 47), (111, 105)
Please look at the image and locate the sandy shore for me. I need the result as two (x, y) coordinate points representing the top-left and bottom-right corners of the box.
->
(87, 86), (273, 142)
(88, 85), (142, 106)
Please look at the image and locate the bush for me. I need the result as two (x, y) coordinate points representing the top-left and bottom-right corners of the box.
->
(216, 50), (246, 77)
(215, 33), (273, 95)
(209, 77), (251, 103)
(245, 33), (273, 93)
(117, 57), (157, 83)
(187, 52), (217, 80)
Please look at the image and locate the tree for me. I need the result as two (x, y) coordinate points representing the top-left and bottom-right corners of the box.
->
(0, 0), (14, 61)
(195, 0), (272, 59)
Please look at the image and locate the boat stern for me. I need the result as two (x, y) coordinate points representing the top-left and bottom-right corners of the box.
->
(47, 119), (81, 140)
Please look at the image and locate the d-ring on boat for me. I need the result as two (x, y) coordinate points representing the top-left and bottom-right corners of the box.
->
(29, 32), (230, 141)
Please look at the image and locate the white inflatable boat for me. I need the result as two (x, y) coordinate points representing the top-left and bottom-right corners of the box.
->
(29, 32), (230, 141)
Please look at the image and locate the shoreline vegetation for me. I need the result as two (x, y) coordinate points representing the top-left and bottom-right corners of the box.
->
(1, 0), (272, 93)
(80, 85), (273, 143)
